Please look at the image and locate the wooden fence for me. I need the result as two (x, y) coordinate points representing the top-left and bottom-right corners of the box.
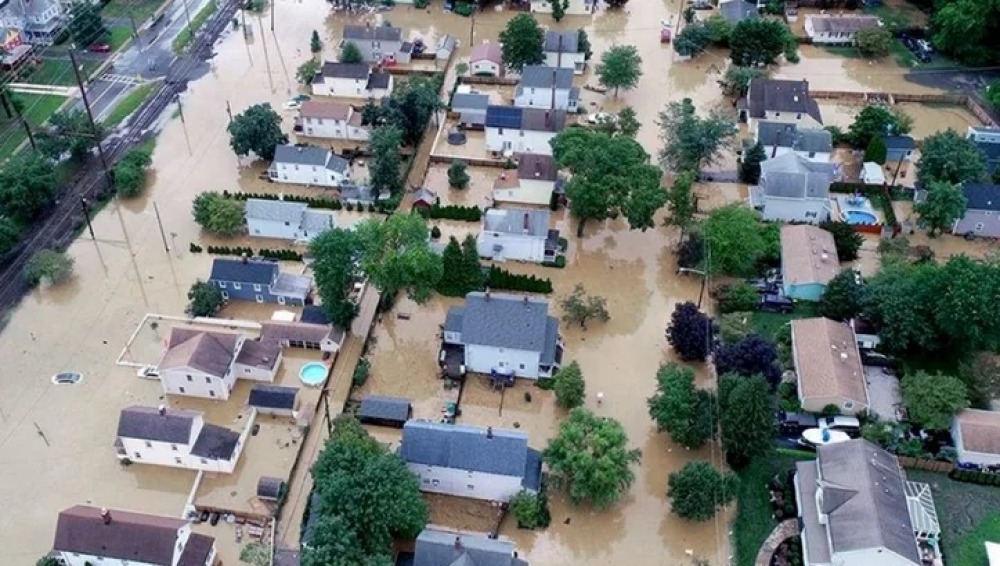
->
(810, 90), (998, 128)
(461, 75), (519, 86)
(897, 456), (955, 473)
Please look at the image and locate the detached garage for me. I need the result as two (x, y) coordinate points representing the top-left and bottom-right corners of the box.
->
(358, 395), (412, 428)
(249, 384), (299, 417)
(260, 321), (345, 353)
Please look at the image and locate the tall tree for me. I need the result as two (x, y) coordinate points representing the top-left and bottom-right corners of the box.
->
(900, 371), (969, 430)
(596, 45), (643, 97)
(665, 171), (697, 228)
(931, 0), (1000, 65)
(729, 18), (794, 66)
(700, 204), (768, 276)
(667, 302), (712, 361)
(673, 23), (712, 58)
(551, 0), (568, 21)
(379, 75), (444, 146)
(340, 41), (363, 63)
(543, 408), (642, 508)
(719, 375), (774, 468)
(228, 103), (288, 160)
(848, 105), (912, 148)
(862, 261), (940, 353)
(560, 284), (610, 330)
(498, 14), (545, 73)
(297, 59), (321, 85)
(865, 135), (887, 164)
(915, 180), (967, 236)
(617, 106), (640, 138)
(0, 153), (59, 221)
(740, 141), (766, 184)
(355, 213), (443, 302)
(447, 159), (470, 189)
(719, 66), (768, 98)
(714, 334), (782, 387)
(647, 363), (716, 449)
(820, 220), (864, 261)
(932, 255), (1000, 351)
(437, 235), (484, 297)
(460, 234), (485, 290)
(818, 269), (865, 322)
(577, 28), (593, 60)
(68, 1), (108, 47)
(191, 192), (244, 236)
(37, 109), (103, 162)
(187, 281), (225, 317)
(369, 126), (404, 196)
(310, 229), (361, 328)
(113, 148), (153, 197)
(668, 461), (738, 521)
(917, 129), (988, 185)
(553, 361), (586, 409)
(311, 29), (324, 54)
(658, 98), (737, 173)
(855, 27), (892, 57)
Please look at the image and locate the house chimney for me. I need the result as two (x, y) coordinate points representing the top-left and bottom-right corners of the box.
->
(487, 426), (494, 439)
(550, 69), (558, 111)
(454, 536), (462, 550)
(556, 34), (564, 70)
(545, 110), (551, 129)
(158, 405), (167, 416)
(101, 509), (112, 524)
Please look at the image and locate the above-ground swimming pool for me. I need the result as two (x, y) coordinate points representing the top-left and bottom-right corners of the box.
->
(842, 209), (879, 225)
(300, 362), (328, 386)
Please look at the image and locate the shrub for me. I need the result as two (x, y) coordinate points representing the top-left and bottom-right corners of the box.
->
(414, 0), (428, 7)
(189, 243), (203, 253)
(353, 358), (371, 387)
(821, 404), (841, 416)
(716, 282), (759, 314)
(486, 266), (553, 294)
(24, 249), (74, 285)
(453, 1), (473, 16)
(430, 225), (442, 239)
(428, 203), (482, 222)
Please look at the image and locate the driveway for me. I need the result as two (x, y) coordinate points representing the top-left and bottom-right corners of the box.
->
(865, 365), (903, 421)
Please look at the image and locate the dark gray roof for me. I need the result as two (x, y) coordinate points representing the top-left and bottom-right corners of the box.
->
(543, 30), (579, 53)
(359, 395), (411, 422)
(518, 153), (558, 182)
(401, 421), (532, 477)
(343, 25), (402, 42)
(321, 62), (370, 80)
(746, 79), (823, 124)
(757, 122), (832, 153)
(326, 154), (350, 174)
(54, 506), (190, 566)
(815, 440), (921, 564)
(190, 425), (241, 460)
(301, 305), (332, 325)
(178, 533), (215, 566)
(452, 92), (490, 112)
(246, 199), (308, 222)
(519, 65), (574, 89)
(961, 183), (1000, 211)
(302, 210), (335, 233)
(483, 208), (551, 237)
(796, 461), (831, 563)
(447, 292), (556, 353)
(973, 140), (1000, 171)
(414, 529), (527, 566)
(884, 135), (915, 149)
(367, 70), (392, 90)
(760, 152), (834, 199)
(444, 307), (465, 333)
(210, 257), (279, 285)
(520, 108), (566, 132)
(248, 384), (298, 410)
(719, 0), (758, 22)
(257, 476), (284, 499)
(235, 339), (282, 370)
(274, 145), (331, 167)
(523, 448), (542, 492)
(117, 406), (196, 444)
(540, 317), (559, 365)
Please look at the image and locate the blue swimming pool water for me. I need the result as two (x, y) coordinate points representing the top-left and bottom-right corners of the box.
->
(843, 210), (878, 225)
(299, 362), (328, 386)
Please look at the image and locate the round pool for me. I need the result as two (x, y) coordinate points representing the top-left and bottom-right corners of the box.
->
(842, 209), (878, 225)
(299, 362), (328, 386)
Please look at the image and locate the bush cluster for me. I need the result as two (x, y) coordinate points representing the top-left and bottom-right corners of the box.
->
(948, 469), (1000, 486)
(424, 203), (482, 222)
(486, 266), (553, 294)
(227, 190), (343, 210)
(204, 245), (304, 262)
(189, 243), (203, 253)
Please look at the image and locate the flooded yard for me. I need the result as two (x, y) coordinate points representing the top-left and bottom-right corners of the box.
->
(817, 100), (982, 139)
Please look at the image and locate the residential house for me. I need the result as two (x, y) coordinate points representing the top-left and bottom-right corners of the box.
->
(492, 153), (560, 206)
(795, 440), (940, 566)
(952, 183), (1000, 238)
(245, 198), (335, 243)
(52, 506), (217, 566)
(268, 144), (351, 188)
(341, 25), (411, 64)
(412, 188), (437, 211)
(543, 30), (586, 75)
(442, 291), (563, 379)
(780, 224), (840, 301)
(414, 528), (528, 566)
(531, 0), (594, 16)
(791, 318), (870, 415)
(755, 121), (833, 162)
(157, 327), (244, 399)
(750, 152), (835, 223)
(311, 61), (394, 100)
(358, 394), (412, 428)
(719, 0), (758, 23)
(513, 65), (579, 112)
(470, 42), (503, 77)
(452, 91), (490, 128)
(208, 257), (312, 306)
(260, 320), (345, 353)
(738, 78), (823, 134)
(233, 338), (283, 381)
(884, 135), (916, 162)
(952, 409), (1000, 467)
(295, 101), (370, 141)
(400, 420), (543, 501)
(805, 15), (882, 44)
(0, 0), (64, 45)
(485, 106), (567, 156)
(114, 405), (249, 473)
(477, 208), (559, 263)
(248, 384), (299, 417)
(968, 126), (1000, 176)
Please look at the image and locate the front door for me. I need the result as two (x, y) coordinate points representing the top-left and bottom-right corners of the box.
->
(277, 295), (286, 305)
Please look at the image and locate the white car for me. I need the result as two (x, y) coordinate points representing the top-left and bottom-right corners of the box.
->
(818, 416), (861, 435)
(51, 372), (83, 384)
(587, 112), (617, 125)
(282, 99), (303, 111)
(799, 428), (851, 449)
(136, 366), (160, 379)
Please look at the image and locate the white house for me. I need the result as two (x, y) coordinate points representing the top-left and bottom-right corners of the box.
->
(739, 78), (823, 135)
(341, 24), (410, 64)
(469, 42), (503, 77)
(268, 145), (351, 188)
(233, 338), (283, 381)
(749, 152), (834, 223)
(311, 61), (394, 100)
(967, 126), (1000, 177)
(296, 100), (370, 141)
(443, 291), (563, 379)
(805, 15), (882, 45)
(452, 91), (490, 128)
(157, 327), (245, 400)
(493, 153), (560, 206)
(0, 0), (65, 45)
(543, 30), (586, 75)
(755, 121), (832, 162)
(513, 65), (579, 112)
(485, 106), (566, 156)
(114, 405), (252, 473)
(477, 208), (558, 263)
(400, 421), (542, 502)
(952, 409), (1000, 467)
(52, 506), (217, 566)
(245, 198), (336, 243)
(531, 0), (594, 16)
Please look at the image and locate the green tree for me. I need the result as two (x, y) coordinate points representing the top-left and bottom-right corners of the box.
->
(647, 363), (716, 449)
(447, 159), (470, 189)
(683, 5), (695, 22)
(818, 269), (865, 322)
(666, 170), (697, 228)
(719, 375), (774, 468)
(191, 192), (245, 236)
(543, 408), (642, 508)
(855, 27), (892, 57)
(499, 14), (545, 73)
(717, 282), (760, 314)
(986, 80), (1000, 110)
(369, 125), (404, 196)
(865, 135), (887, 165)
(375, 75), (444, 146)
(740, 141), (766, 184)
(311, 29), (324, 54)
(436, 235), (483, 296)
(704, 14), (733, 45)
(509, 490), (546, 529)
(729, 18), (795, 66)
(240, 542), (270, 566)
(37, 109), (103, 162)
(23, 249), (74, 286)
(460, 234), (485, 289)
(113, 148), (153, 197)
(0, 216), (20, 258)
(931, 0), (1000, 65)
(577, 28), (593, 60)
(300, 516), (368, 566)
(554, 361), (586, 409)
(227, 103), (288, 160)
(310, 229), (361, 327)
(701, 205), (768, 276)
(68, 1), (108, 47)
(719, 66), (767, 98)
(617, 106), (640, 138)
(932, 255), (1000, 351)
(667, 461), (738, 521)
(36, 559), (61, 566)
(960, 352), (1000, 408)
(551, 0), (568, 20)
(820, 220), (864, 261)
(597, 45), (643, 97)
(915, 180), (968, 236)
(900, 371), (969, 430)
(186, 280), (225, 317)
(673, 23), (712, 58)
(297, 58), (321, 85)
(0, 153), (59, 221)
(861, 261), (940, 352)
(560, 284), (609, 330)
(355, 213), (443, 302)
(717, 312), (752, 343)
(917, 128), (988, 185)
(551, 127), (666, 236)
(658, 98), (737, 173)
(847, 105), (912, 148)
(340, 41), (363, 63)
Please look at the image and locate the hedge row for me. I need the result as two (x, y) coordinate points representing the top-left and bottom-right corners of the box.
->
(829, 182), (909, 201)
(197, 244), (304, 262)
(949, 468), (1000, 486)
(486, 266), (553, 294)
(223, 190), (398, 213)
(424, 203), (483, 222)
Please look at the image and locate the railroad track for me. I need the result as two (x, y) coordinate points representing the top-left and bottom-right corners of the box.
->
(0, 0), (242, 317)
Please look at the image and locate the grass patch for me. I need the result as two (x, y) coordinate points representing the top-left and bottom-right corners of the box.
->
(102, 0), (167, 22)
(23, 58), (101, 86)
(0, 93), (68, 158)
(821, 45), (863, 59)
(905, 470), (1000, 566)
(750, 302), (818, 342)
(108, 26), (133, 51)
(172, 0), (218, 53)
(864, 3), (918, 31)
(102, 82), (157, 128)
(733, 450), (816, 566)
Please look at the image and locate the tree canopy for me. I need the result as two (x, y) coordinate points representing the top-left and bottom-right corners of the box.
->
(553, 361), (586, 409)
(818, 269), (865, 322)
(667, 302), (712, 361)
(187, 280), (225, 317)
(311, 29), (324, 54)
(917, 128), (988, 185)
(310, 229), (362, 328)
(228, 103), (288, 161)
(915, 180), (968, 236)
(369, 126), (404, 197)
(719, 66), (768, 98)
(24, 249), (74, 286)
(0, 153), (59, 221)
(931, 0), (1000, 66)
(900, 371), (969, 430)
(560, 284), (610, 330)
(355, 213), (443, 302)
(597, 45), (643, 96)
(0, 217), (19, 258)
(543, 408), (641, 508)
(740, 141), (766, 185)
(113, 148), (153, 198)
(714, 333), (782, 387)
(191, 192), (245, 236)
(719, 375), (775, 468)
(447, 159), (470, 189)
(436, 235), (484, 297)
(855, 27), (892, 57)
(37, 109), (104, 162)
(820, 220), (864, 261)
(700, 205), (771, 276)
(865, 135), (887, 165)
(297, 59), (321, 85)
(729, 18), (795, 66)
(665, 170), (697, 228)
(847, 105), (912, 148)
(674, 23), (712, 57)
(647, 363), (716, 449)
(69, 1), (108, 47)
(668, 461), (738, 521)
(499, 14), (545, 72)
(658, 98), (737, 173)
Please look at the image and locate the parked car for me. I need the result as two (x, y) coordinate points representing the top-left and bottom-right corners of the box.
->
(443, 0), (454, 11)
(136, 366), (160, 379)
(51, 372), (83, 384)
(745, 278), (781, 294)
(282, 99), (303, 111)
(89, 43), (111, 53)
(861, 350), (897, 369)
(818, 416), (861, 437)
(799, 428), (851, 450)
(587, 112), (617, 125)
(759, 293), (793, 313)
(779, 412), (818, 436)
(690, 0), (712, 9)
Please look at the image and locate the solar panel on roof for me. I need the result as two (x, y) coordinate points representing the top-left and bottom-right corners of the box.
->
(486, 106), (522, 129)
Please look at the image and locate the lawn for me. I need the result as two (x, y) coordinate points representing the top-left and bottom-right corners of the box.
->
(750, 302), (818, 342)
(864, 2), (922, 31)
(906, 470), (1000, 566)
(23, 58), (101, 86)
(102, 82), (157, 128)
(733, 449), (816, 566)
(102, 0), (167, 22)
(172, 0), (218, 53)
(108, 25), (134, 52)
(0, 93), (68, 158)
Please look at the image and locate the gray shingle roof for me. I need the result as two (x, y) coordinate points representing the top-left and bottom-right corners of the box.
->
(518, 153), (558, 182)
(235, 339), (282, 370)
(414, 529), (528, 566)
(520, 108), (566, 132)
(807, 15), (881, 34)
(884, 135), (915, 149)
(326, 154), (350, 174)
(321, 62), (370, 80)
(210, 258), (279, 285)
(117, 406), (196, 444)
(190, 424), (241, 460)
(759, 152), (834, 198)
(367, 70), (392, 90)
(246, 199), (308, 223)
(483, 208), (550, 237)
(745, 79), (823, 124)
(359, 395), (412, 422)
(757, 122), (832, 153)
(452, 92), (490, 112)
(302, 209), (336, 233)
(343, 25), (402, 42)
(177, 533), (215, 566)
(54, 506), (190, 566)
(962, 183), (1000, 211)
(540, 317), (559, 365)
(248, 384), (298, 410)
(401, 421), (534, 478)
(448, 292), (556, 353)
(719, 0), (758, 22)
(519, 65), (574, 89)
(274, 145), (332, 167)
(544, 30), (579, 53)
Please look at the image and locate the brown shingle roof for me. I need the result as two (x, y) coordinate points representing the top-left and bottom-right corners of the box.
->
(53, 506), (191, 565)
(470, 42), (502, 65)
(493, 169), (521, 190)
(178, 533), (215, 566)
(260, 321), (345, 346)
(518, 153), (558, 182)
(299, 100), (352, 121)
(235, 339), (282, 370)
(781, 225), (840, 286)
(160, 328), (240, 377)
(792, 317), (869, 407)
(955, 409), (1000, 454)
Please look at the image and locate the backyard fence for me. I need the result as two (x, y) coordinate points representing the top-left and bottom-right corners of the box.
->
(461, 75), (519, 86)
(810, 91), (998, 128)
(897, 457), (955, 473)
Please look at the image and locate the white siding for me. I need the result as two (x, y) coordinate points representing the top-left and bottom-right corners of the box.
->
(160, 366), (236, 400)
(465, 344), (542, 379)
(486, 128), (557, 155)
(514, 86), (577, 112)
(299, 116), (370, 141)
(760, 196), (830, 223)
(269, 161), (349, 188)
(750, 111), (823, 134)
(470, 59), (501, 76)
(248, 217), (306, 241)
(312, 75), (393, 100)
(833, 547), (920, 566)
(233, 352), (282, 382)
(531, 0), (593, 15)
(60, 551), (162, 566)
(543, 51), (586, 74)
(477, 230), (547, 263)
(952, 419), (1000, 467)
(408, 463), (526, 501)
(493, 178), (555, 206)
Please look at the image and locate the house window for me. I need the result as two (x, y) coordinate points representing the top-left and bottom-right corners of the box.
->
(246, 368), (252, 374)
(975, 222), (985, 232)
(808, 152), (816, 158)
(187, 375), (193, 381)
(796, 113), (802, 119)
(179, 386), (186, 394)
(209, 390), (216, 397)
(254, 284), (262, 292)
(422, 478), (430, 484)
(432, 479), (440, 486)
(294, 165), (299, 170)
(218, 281), (226, 288)
(205, 376), (211, 384)
(201, 458), (208, 464)
(467, 484), (475, 490)
(775, 112), (780, 117)
(498, 128), (504, 135)
(519, 364), (525, 370)
(233, 282), (242, 290)
(171, 444), (178, 451)
(284, 221), (290, 226)
(174, 457), (182, 464)
(844, 401), (855, 410)
(145, 441), (152, 448)
(134, 452), (141, 459)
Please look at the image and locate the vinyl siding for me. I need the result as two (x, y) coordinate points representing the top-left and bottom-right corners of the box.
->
(408, 463), (527, 501)
(465, 344), (542, 379)
(485, 128), (557, 155)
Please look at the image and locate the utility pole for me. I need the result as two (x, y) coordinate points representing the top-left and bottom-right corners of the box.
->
(241, 6), (248, 38)
(80, 197), (95, 239)
(181, 0), (194, 33)
(175, 95), (193, 154)
(468, 8), (475, 47)
(128, 9), (139, 39)
(69, 49), (113, 188)
(226, 100), (233, 123)
(10, 93), (36, 151)
(270, 0), (274, 32)
(153, 201), (169, 252)
(258, 16), (275, 92)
